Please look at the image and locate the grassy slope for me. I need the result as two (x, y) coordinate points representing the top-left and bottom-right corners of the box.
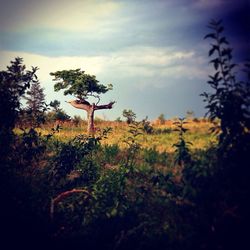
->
(28, 118), (217, 153)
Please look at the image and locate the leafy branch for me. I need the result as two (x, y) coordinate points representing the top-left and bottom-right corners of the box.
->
(173, 118), (192, 167)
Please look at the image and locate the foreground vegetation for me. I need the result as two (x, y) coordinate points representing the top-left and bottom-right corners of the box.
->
(1, 20), (250, 250)
(2, 119), (220, 250)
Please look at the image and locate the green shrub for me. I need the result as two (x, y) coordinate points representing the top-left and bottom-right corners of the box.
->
(143, 147), (168, 166)
(173, 118), (192, 167)
(49, 135), (101, 189)
(141, 116), (154, 134)
(102, 144), (120, 164)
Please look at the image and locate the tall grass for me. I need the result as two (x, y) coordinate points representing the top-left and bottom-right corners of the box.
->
(19, 119), (217, 152)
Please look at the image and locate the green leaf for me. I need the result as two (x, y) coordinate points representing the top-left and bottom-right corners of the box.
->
(209, 45), (219, 57)
(210, 58), (220, 70)
(218, 26), (224, 33)
(219, 37), (229, 45)
(204, 33), (216, 39)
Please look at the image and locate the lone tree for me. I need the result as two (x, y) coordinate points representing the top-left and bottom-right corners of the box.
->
(24, 80), (47, 126)
(50, 69), (115, 134)
(158, 113), (165, 125)
(47, 100), (70, 124)
(122, 109), (136, 124)
(50, 99), (61, 112)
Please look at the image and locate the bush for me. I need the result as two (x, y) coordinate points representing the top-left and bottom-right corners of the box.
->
(102, 144), (120, 164)
(143, 147), (168, 166)
(122, 109), (136, 124)
(72, 115), (83, 126)
(141, 116), (154, 134)
(158, 113), (166, 125)
(49, 135), (101, 190)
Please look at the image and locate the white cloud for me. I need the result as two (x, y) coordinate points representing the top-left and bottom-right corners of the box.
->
(0, 0), (121, 32)
(0, 50), (107, 83)
(0, 46), (208, 90)
(106, 46), (207, 81)
(110, 46), (195, 67)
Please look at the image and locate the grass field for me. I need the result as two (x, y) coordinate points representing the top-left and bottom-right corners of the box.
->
(27, 118), (218, 153)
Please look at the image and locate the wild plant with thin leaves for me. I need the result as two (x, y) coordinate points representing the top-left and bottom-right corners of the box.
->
(202, 19), (250, 158)
(194, 20), (250, 250)
(173, 118), (192, 166)
(123, 121), (143, 169)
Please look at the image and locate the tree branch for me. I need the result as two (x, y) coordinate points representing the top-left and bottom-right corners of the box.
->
(50, 188), (91, 220)
(94, 101), (115, 110)
(89, 92), (101, 105)
(67, 99), (91, 111)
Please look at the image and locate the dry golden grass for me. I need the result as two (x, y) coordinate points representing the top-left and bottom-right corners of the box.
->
(25, 118), (217, 153)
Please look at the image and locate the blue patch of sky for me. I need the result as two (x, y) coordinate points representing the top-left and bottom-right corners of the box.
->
(1, 0), (248, 59)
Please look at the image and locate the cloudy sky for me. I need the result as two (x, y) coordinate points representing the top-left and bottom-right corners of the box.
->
(0, 0), (249, 120)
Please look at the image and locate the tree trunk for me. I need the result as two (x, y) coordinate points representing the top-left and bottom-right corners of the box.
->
(87, 105), (95, 135)
(67, 100), (115, 135)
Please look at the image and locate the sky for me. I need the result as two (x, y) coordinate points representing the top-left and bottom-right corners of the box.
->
(0, 0), (249, 120)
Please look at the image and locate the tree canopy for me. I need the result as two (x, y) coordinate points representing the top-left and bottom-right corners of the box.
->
(0, 57), (38, 131)
(50, 69), (113, 102)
